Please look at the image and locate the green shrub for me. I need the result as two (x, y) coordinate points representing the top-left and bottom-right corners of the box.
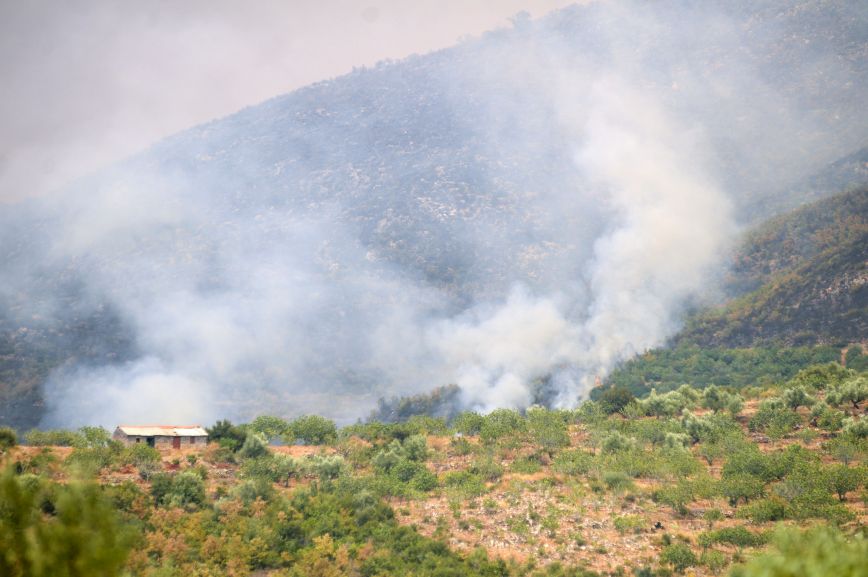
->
(700, 549), (727, 574)
(0, 467), (135, 576)
(730, 526), (867, 577)
(613, 514), (644, 534)
(510, 455), (543, 474)
(699, 526), (768, 548)
(24, 429), (83, 447)
(401, 434), (429, 462)
(237, 433), (269, 459)
(249, 415), (290, 440)
(601, 471), (634, 493)
(842, 415), (868, 439)
(720, 474), (766, 506)
(288, 415), (338, 445)
(118, 443), (161, 469)
(825, 464), (865, 501)
(598, 387), (636, 414)
(600, 431), (635, 454)
(443, 470), (487, 498)
(782, 386), (814, 410)
(0, 427), (17, 451)
(233, 477), (275, 504)
(825, 376), (867, 409)
(470, 455), (504, 482)
(660, 542), (698, 573)
(787, 363), (853, 391)
(448, 435), (474, 456)
(452, 412), (484, 435)
(749, 398), (800, 437)
(480, 409), (526, 444)
(810, 402), (844, 432)
(410, 468), (438, 492)
(736, 498), (788, 523)
(552, 450), (593, 475)
(65, 446), (121, 477)
(206, 419), (246, 451)
(303, 454), (347, 481)
(526, 407), (570, 452)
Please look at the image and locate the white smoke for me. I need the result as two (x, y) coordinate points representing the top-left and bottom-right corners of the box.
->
(7, 0), (857, 428)
(425, 76), (733, 411)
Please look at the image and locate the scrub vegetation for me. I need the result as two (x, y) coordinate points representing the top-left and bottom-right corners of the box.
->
(2, 363), (866, 576)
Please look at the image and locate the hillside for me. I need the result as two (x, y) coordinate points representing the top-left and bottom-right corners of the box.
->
(2, 364), (866, 576)
(678, 186), (868, 348)
(2, 0), (868, 429)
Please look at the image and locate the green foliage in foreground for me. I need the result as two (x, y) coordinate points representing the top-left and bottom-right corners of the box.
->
(0, 467), (135, 577)
(0, 427), (16, 451)
(730, 526), (868, 577)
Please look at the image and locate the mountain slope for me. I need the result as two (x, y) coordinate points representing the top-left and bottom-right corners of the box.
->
(678, 186), (868, 347)
(2, 0), (868, 428)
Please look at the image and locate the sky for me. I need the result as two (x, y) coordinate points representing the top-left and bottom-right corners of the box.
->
(0, 0), (577, 203)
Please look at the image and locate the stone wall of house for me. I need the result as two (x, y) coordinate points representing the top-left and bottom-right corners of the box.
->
(112, 432), (208, 447)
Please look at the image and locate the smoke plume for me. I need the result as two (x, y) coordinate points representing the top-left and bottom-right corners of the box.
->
(1, 0), (863, 428)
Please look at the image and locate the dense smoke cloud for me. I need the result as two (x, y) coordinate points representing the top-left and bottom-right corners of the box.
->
(1, 0), (863, 428)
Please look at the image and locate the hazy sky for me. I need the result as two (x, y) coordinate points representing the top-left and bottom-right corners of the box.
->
(0, 0), (577, 202)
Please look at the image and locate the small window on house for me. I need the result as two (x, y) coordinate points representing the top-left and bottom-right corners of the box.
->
(136, 438), (141, 443)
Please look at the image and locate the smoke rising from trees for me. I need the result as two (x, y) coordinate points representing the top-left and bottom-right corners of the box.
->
(1, 0), (864, 427)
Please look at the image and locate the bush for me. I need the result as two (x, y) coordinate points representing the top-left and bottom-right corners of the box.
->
(151, 471), (206, 509)
(0, 468), (135, 576)
(401, 434), (429, 462)
(749, 398), (800, 437)
(118, 443), (161, 469)
(233, 477), (275, 504)
(237, 433), (269, 459)
(787, 363), (853, 390)
(810, 402), (844, 432)
(288, 415), (338, 445)
(480, 409), (526, 444)
(452, 412), (484, 435)
(206, 419), (246, 451)
(602, 471), (634, 493)
(0, 427), (17, 451)
(782, 386), (814, 410)
(660, 542), (698, 573)
(470, 455), (504, 482)
(552, 450), (593, 475)
(720, 474), (766, 506)
(510, 455), (543, 474)
(699, 526), (768, 548)
(303, 454), (347, 481)
(736, 498), (788, 523)
(24, 429), (83, 447)
(526, 407), (570, 453)
(730, 527), (867, 577)
(410, 468), (438, 492)
(598, 387), (635, 414)
(249, 415), (290, 440)
(443, 470), (486, 498)
(700, 549), (727, 574)
(600, 432), (635, 454)
(842, 415), (868, 439)
(825, 464), (864, 501)
(613, 514), (644, 534)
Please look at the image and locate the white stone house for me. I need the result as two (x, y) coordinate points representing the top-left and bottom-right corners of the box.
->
(112, 425), (208, 449)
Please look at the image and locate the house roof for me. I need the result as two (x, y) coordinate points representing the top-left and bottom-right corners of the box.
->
(116, 425), (208, 437)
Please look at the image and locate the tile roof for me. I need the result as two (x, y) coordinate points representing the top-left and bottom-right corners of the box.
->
(116, 425), (208, 437)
